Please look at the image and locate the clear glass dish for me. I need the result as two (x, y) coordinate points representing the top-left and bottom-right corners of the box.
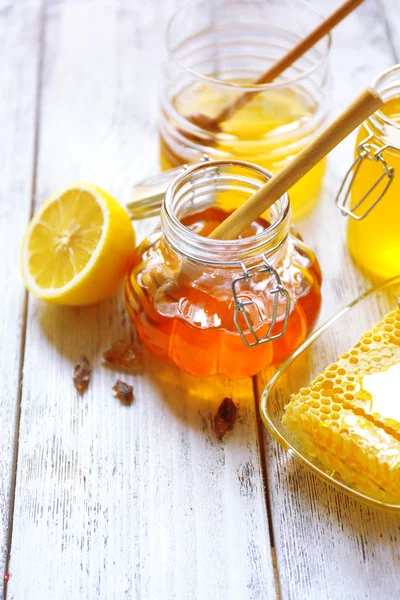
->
(260, 275), (400, 512)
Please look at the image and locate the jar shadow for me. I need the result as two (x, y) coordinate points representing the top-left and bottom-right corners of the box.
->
(143, 348), (257, 437)
(36, 293), (135, 365)
(38, 298), (260, 440)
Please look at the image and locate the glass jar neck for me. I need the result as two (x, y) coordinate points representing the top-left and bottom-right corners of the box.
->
(161, 160), (291, 267)
(365, 64), (400, 147)
(165, 0), (330, 91)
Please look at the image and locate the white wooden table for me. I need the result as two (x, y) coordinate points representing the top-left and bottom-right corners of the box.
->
(1, 1), (400, 598)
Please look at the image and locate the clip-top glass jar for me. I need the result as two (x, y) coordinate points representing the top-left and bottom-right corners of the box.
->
(336, 64), (400, 279)
(126, 160), (322, 378)
(159, 0), (331, 221)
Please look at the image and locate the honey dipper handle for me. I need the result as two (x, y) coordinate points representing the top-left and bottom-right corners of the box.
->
(209, 87), (383, 241)
(214, 0), (366, 125)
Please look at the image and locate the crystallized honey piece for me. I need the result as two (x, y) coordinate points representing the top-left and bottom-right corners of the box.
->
(283, 307), (400, 503)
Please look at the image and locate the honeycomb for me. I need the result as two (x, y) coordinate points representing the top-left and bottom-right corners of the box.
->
(283, 306), (400, 503)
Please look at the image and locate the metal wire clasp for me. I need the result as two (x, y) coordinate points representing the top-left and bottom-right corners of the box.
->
(335, 134), (395, 220)
(231, 256), (291, 347)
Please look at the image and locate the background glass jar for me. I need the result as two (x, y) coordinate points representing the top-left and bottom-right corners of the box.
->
(159, 0), (331, 221)
(126, 160), (322, 378)
(336, 65), (400, 279)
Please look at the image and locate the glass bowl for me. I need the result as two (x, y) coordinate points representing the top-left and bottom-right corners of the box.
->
(260, 275), (400, 512)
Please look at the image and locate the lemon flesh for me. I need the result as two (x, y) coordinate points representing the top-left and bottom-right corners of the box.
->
(22, 184), (135, 305)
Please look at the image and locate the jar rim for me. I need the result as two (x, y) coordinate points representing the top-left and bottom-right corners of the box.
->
(165, 0), (331, 92)
(162, 159), (291, 266)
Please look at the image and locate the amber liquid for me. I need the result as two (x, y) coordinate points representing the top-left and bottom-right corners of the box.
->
(347, 98), (400, 278)
(126, 209), (322, 378)
(160, 83), (326, 220)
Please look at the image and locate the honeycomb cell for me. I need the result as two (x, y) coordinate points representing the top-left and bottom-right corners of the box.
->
(321, 389), (334, 397)
(300, 388), (311, 396)
(322, 379), (333, 389)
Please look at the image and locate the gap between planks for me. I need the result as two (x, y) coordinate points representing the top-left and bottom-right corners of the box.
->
(5, 2), (276, 598)
(252, 375), (282, 600)
(379, 0), (400, 62)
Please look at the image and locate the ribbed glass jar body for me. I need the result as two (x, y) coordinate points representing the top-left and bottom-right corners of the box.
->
(126, 161), (322, 377)
(346, 65), (400, 279)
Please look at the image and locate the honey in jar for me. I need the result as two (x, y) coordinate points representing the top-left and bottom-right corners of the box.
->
(160, 0), (331, 221)
(126, 161), (322, 378)
(337, 65), (400, 279)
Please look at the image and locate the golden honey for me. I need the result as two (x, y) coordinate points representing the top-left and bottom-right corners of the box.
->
(161, 0), (330, 220)
(127, 207), (321, 377)
(160, 83), (327, 220)
(347, 101), (400, 278)
(126, 161), (322, 378)
(343, 66), (400, 278)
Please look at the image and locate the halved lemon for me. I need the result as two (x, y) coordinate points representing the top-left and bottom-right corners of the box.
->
(21, 183), (136, 305)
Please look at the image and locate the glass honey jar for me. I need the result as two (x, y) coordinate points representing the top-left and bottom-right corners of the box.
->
(159, 0), (331, 221)
(336, 64), (400, 279)
(126, 160), (322, 378)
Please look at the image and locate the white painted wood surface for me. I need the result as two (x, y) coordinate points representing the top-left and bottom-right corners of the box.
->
(0, 0), (41, 587)
(1, 1), (400, 599)
(4, 1), (274, 599)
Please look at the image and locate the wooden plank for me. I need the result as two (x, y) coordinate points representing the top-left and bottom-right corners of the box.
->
(258, 1), (400, 598)
(380, 0), (400, 60)
(7, 2), (275, 598)
(0, 2), (42, 594)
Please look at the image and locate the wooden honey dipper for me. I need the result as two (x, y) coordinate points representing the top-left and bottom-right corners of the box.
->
(141, 86), (382, 302)
(209, 86), (383, 240)
(188, 0), (365, 136)
(127, 0), (365, 220)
